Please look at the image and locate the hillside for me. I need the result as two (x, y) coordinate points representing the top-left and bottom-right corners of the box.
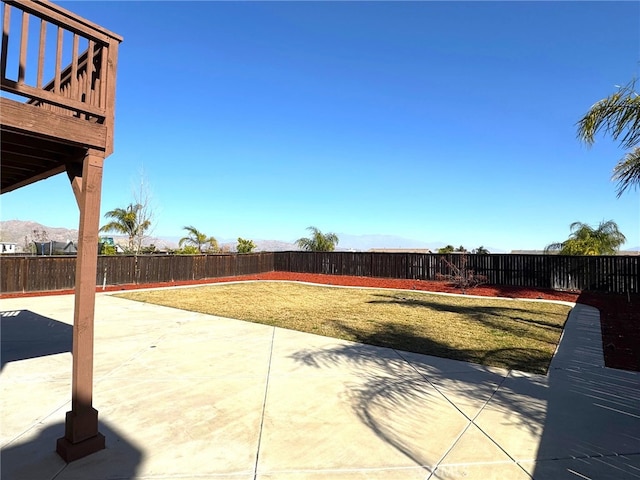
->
(0, 221), (300, 253)
(10, 220), (635, 254)
(0, 220), (78, 252)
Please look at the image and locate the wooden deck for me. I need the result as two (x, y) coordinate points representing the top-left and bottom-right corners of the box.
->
(1, 0), (122, 193)
(1, 0), (122, 463)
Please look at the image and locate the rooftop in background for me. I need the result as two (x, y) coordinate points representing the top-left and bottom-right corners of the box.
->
(511, 250), (640, 256)
(368, 248), (433, 254)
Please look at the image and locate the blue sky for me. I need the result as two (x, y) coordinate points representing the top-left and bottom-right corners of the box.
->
(2, 1), (639, 251)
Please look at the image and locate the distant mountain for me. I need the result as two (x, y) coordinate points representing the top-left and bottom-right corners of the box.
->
(155, 236), (298, 252)
(334, 233), (441, 252)
(0, 220), (163, 252)
(1, 220), (508, 254)
(0, 220), (78, 252)
(252, 240), (298, 252)
(146, 236), (180, 250)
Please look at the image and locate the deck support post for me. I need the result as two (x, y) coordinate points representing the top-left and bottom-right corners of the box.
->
(56, 150), (106, 462)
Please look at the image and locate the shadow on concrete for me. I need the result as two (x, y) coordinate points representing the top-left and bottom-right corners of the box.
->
(531, 303), (640, 479)
(1, 419), (144, 480)
(290, 342), (440, 470)
(323, 317), (554, 374)
(1, 310), (72, 370)
(290, 339), (515, 471)
(530, 366), (640, 479)
(291, 306), (640, 478)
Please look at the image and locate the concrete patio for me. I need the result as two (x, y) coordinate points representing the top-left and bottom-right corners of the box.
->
(1, 288), (639, 479)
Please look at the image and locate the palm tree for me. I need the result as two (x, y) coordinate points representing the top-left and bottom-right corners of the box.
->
(577, 80), (640, 197)
(236, 237), (257, 254)
(99, 203), (151, 253)
(179, 225), (218, 253)
(296, 226), (339, 252)
(545, 220), (626, 255)
(473, 246), (490, 255)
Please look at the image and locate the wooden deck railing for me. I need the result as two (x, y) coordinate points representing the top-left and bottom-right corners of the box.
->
(1, 0), (122, 152)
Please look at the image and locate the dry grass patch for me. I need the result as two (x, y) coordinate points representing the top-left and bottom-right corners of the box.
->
(117, 281), (572, 373)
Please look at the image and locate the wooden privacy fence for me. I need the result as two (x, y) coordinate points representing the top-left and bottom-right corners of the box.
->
(99, 253), (274, 285)
(273, 252), (640, 294)
(0, 253), (274, 293)
(1, 251), (638, 294)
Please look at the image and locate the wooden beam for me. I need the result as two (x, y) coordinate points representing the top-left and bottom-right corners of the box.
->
(103, 39), (119, 155)
(70, 176), (83, 209)
(56, 151), (105, 462)
(0, 164), (65, 193)
(0, 129), (85, 193)
(0, 97), (106, 148)
(1, 129), (81, 156)
(0, 146), (60, 164)
(66, 158), (84, 208)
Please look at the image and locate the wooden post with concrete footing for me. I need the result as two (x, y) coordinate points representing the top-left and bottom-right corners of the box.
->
(0, 0), (122, 463)
(56, 151), (106, 462)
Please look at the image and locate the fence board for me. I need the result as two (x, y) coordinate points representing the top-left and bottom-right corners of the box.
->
(0, 253), (275, 293)
(272, 252), (639, 294)
(1, 252), (637, 294)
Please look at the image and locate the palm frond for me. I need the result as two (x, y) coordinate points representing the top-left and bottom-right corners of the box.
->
(99, 221), (128, 235)
(295, 237), (314, 251)
(296, 226), (339, 252)
(613, 146), (640, 197)
(577, 80), (640, 149)
(549, 220), (625, 255)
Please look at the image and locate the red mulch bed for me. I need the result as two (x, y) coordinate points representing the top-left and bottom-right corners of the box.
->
(576, 291), (640, 372)
(3, 272), (637, 372)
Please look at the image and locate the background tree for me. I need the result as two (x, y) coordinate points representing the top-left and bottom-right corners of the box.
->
(179, 226), (219, 253)
(32, 229), (49, 242)
(22, 235), (34, 254)
(130, 168), (156, 250)
(22, 229), (49, 254)
(435, 254), (488, 294)
(140, 244), (158, 254)
(437, 245), (467, 253)
(176, 245), (200, 255)
(99, 203), (151, 254)
(296, 226), (339, 252)
(473, 246), (490, 254)
(237, 237), (257, 254)
(100, 244), (117, 255)
(99, 236), (118, 255)
(577, 80), (640, 197)
(545, 220), (626, 255)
